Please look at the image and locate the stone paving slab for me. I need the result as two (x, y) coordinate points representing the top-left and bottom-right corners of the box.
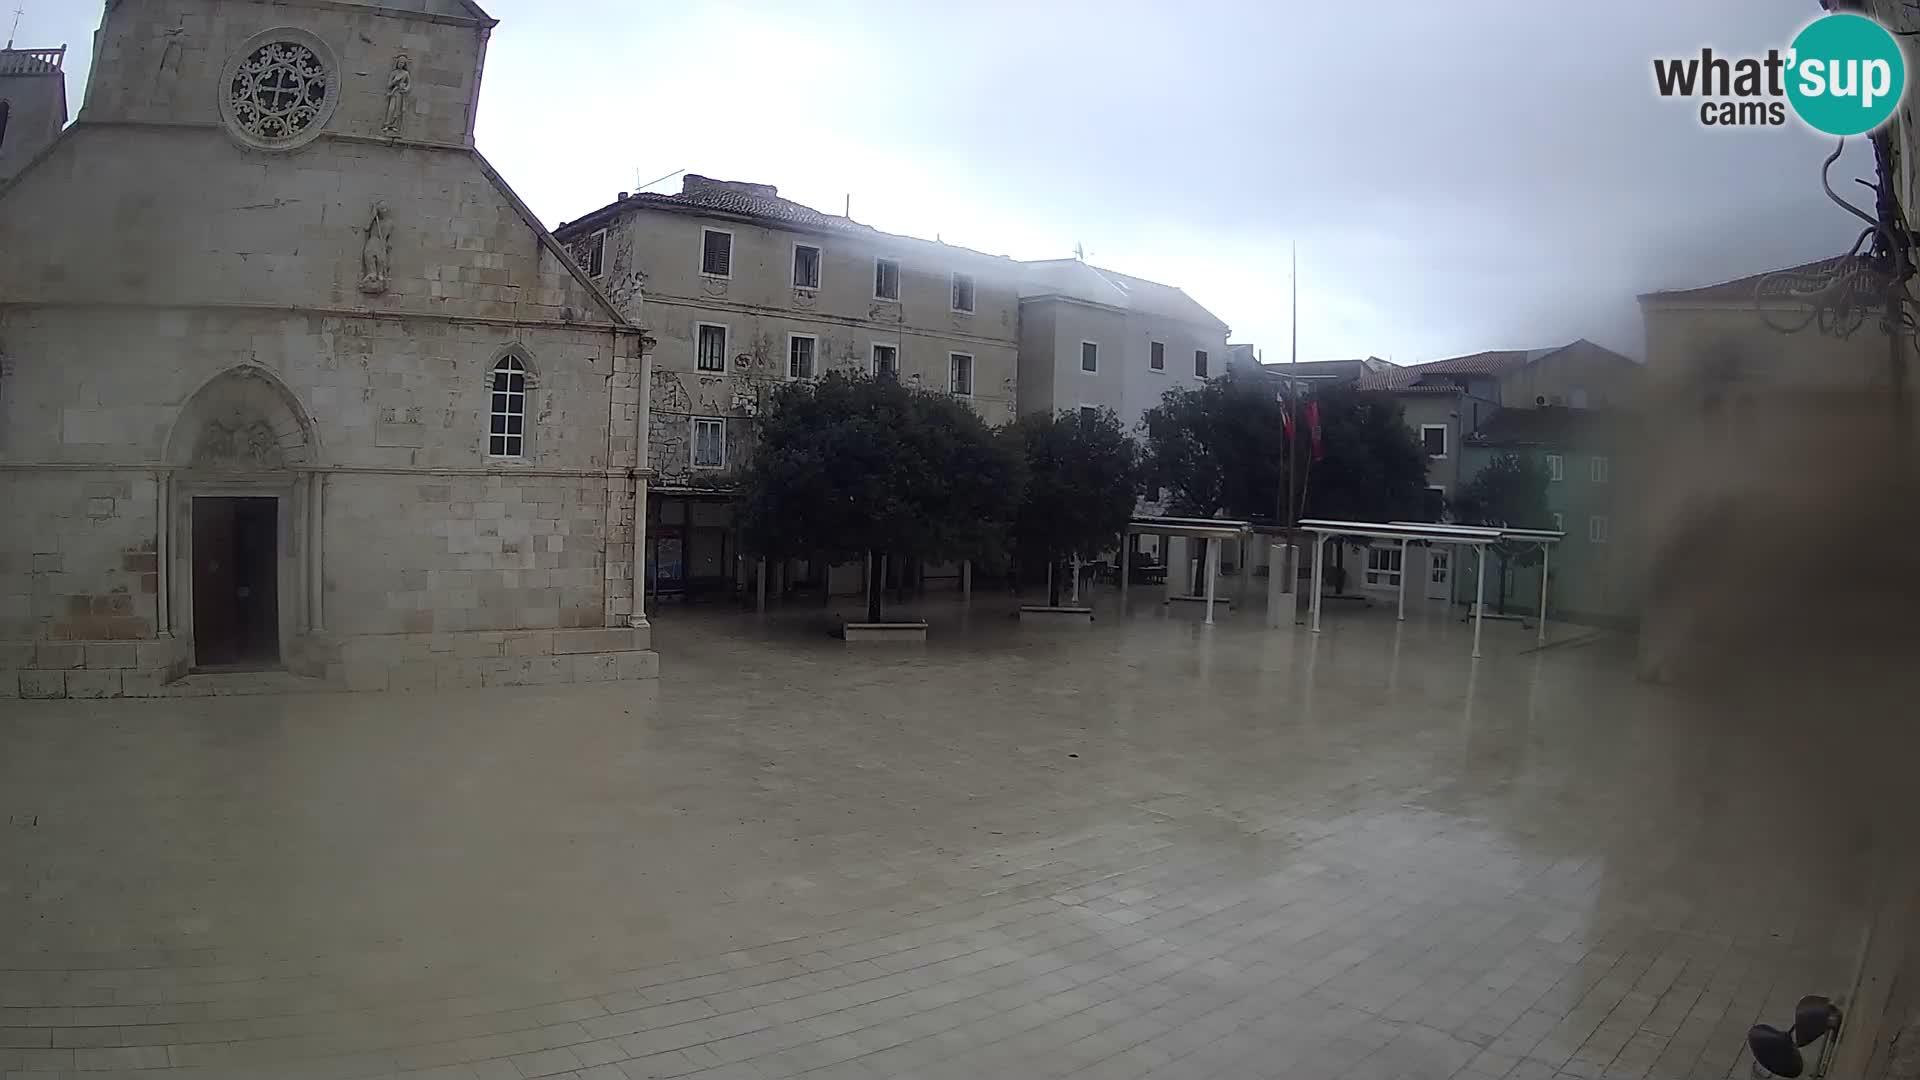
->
(0, 595), (1910, 1079)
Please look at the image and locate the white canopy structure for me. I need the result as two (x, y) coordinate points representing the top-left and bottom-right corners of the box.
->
(1297, 519), (1505, 657)
(1120, 517), (1254, 625)
(1390, 522), (1565, 646)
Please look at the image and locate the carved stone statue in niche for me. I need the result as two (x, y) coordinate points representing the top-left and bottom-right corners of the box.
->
(153, 16), (187, 103)
(194, 418), (286, 470)
(359, 201), (393, 294)
(381, 53), (411, 136)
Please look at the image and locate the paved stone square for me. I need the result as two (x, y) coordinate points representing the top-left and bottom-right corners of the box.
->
(1, 594), (1909, 1079)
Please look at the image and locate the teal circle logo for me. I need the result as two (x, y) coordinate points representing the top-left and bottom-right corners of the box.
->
(1787, 13), (1906, 135)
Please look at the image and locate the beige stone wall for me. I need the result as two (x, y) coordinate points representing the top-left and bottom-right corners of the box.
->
(1396, 395), (1460, 494)
(1027, 299), (1128, 419)
(0, 66), (66, 182)
(1637, 300), (1920, 682)
(584, 206), (1018, 486)
(1497, 342), (1642, 409)
(80, 0), (486, 147)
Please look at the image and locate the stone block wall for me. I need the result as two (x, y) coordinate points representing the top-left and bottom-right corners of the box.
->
(326, 473), (611, 636)
(0, 471), (160, 641)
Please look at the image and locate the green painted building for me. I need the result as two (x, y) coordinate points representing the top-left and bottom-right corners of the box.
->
(1457, 408), (1640, 628)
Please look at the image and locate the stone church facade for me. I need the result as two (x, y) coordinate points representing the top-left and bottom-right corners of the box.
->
(0, 0), (658, 697)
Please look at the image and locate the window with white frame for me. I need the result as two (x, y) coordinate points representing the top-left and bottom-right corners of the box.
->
(1150, 341), (1166, 371)
(700, 228), (732, 277)
(1552, 512), (1565, 532)
(792, 243), (821, 290)
(1589, 515), (1610, 543)
(695, 323), (728, 373)
(1420, 424), (1448, 458)
(488, 354), (528, 457)
(691, 417), (726, 469)
(1546, 453), (1564, 481)
(1081, 341), (1099, 372)
(788, 334), (816, 379)
(871, 343), (898, 379)
(950, 353), (973, 396)
(873, 257), (900, 301)
(950, 272), (975, 313)
(1195, 349), (1209, 377)
(1591, 455), (1610, 483)
(1364, 545), (1403, 587)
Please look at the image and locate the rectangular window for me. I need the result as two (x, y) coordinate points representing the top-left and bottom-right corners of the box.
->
(1589, 515), (1610, 543)
(1423, 485), (1447, 522)
(1591, 455), (1611, 483)
(1364, 545), (1404, 588)
(700, 228), (732, 277)
(691, 417), (725, 469)
(570, 228), (606, 279)
(951, 272), (975, 313)
(873, 257), (900, 301)
(950, 352), (974, 396)
(695, 323), (727, 373)
(1420, 424), (1448, 458)
(792, 243), (821, 290)
(1079, 405), (1101, 424)
(787, 334), (816, 379)
(1552, 512), (1565, 532)
(1081, 341), (1099, 372)
(1195, 349), (1209, 378)
(1546, 453), (1564, 481)
(1149, 341), (1166, 371)
(871, 343), (898, 378)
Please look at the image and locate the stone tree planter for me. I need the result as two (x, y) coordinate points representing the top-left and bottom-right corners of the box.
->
(1018, 605), (1094, 625)
(842, 621), (928, 643)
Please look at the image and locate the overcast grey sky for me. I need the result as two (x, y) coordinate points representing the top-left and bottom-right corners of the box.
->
(22, 0), (1877, 362)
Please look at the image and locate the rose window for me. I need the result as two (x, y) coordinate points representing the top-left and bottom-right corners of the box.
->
(227, 41), (330, 145)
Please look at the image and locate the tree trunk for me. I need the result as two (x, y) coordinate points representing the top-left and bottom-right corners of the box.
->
(1047, 548), (1062, 607)
(866, 549), (883, 623)
(1191, 539), (1209, 595)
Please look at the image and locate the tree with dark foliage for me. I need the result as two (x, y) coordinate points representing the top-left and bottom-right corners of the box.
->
(739, 372), (1023, 624)
(1450, 452), (1552, 614)
(1012, 408), (1141, 607)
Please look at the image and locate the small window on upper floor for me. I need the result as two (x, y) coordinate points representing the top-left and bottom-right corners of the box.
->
(489, 354), (528, 458)
(951, 272), (975, 313)
(1195, 349), (1209, 378)
(692, 417), (726, 469)
(1546, 453), (1564, 481)
(1081, 342), (1099, 372)
(950, 353), (974, 396)
(1079, 405), (1101, 424)
(788, 334), (816, 379)
(696, 323), (728, 373)
(570, 228), (606, 279)
(793, 243), (821, 290)
(1589, 515), (1611, 544)
(701, 228), (733, 278)
(874, 257), (901, 301)
(1420, 424), (1448, 458)
(1149, 342), (1165, 371)
(872, 343), (899, 379)
(1591, 455), (1610, 483)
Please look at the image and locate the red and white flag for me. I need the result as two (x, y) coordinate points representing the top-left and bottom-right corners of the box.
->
(1307, 400), (1324, 461)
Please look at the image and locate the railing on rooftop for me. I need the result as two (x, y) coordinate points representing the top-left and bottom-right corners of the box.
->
(0, 47), (66, 76)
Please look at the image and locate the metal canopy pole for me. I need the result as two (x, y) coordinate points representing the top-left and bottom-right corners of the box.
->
(1537, 543), (1550, 645)
(1310, 533), (1325, 633)
(1472, 544), (1488, 659)
(1203, 537), (1220, 625)
(1396, 537), (1409, 622)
